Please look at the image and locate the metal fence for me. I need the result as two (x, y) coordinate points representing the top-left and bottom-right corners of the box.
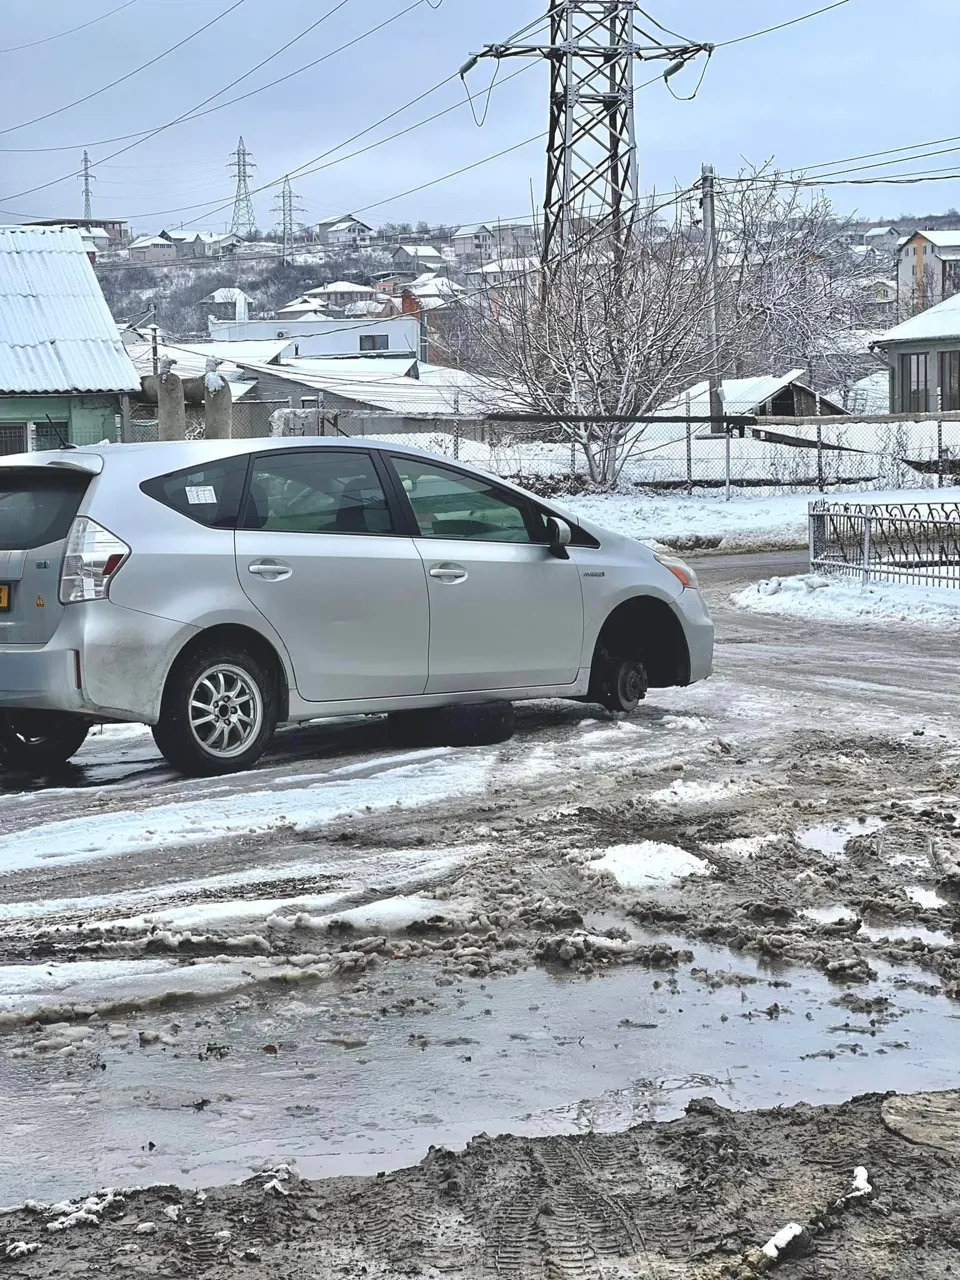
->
(810, 499), (960, 589)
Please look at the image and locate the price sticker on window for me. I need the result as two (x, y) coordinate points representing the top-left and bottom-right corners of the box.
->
(185, 485), (217, 505)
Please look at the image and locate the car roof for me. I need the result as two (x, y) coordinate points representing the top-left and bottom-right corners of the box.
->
(0, 437), (583, 526)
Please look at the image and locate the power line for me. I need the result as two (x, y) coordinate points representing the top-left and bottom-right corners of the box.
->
(713, 0), (851, 48)
(0, 0), (141, 53)
(0, 0), (247, 138)
(0, 0), (435, 208)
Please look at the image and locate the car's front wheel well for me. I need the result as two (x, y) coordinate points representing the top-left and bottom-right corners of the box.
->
(590, 596), (691, 689)
(168, 624), (289, 722)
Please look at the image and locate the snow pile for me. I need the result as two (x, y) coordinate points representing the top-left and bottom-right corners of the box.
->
(732, 573), (960, 628)
(588, 841), (712, 890)
(761, 1222), (805, 1260)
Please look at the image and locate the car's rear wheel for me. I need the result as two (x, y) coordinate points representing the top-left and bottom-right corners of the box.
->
(387, 701), (516, 749)
(0, 711), (91, 771)
(152, 647), (278, 777)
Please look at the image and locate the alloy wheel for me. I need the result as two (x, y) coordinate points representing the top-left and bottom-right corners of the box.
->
(188, 663), (263, 759)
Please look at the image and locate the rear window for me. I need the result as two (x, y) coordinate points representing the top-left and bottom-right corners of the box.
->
(140, 455), (249, 529)
(0, 468), (89, 550)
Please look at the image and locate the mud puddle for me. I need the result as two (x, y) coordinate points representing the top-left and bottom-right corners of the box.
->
(2, 941), (959, 1204)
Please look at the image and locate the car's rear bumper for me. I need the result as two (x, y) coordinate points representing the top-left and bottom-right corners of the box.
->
(0, 646), (85, 712)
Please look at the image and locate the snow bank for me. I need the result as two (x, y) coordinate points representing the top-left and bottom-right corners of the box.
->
(589, 841), (712, 890)
(732, 573), (960, 629)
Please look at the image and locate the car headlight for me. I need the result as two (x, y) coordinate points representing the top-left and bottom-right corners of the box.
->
(654, 552), (698, 590)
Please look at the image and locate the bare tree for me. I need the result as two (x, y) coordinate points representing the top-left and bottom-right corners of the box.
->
(455, 170), (882, 488)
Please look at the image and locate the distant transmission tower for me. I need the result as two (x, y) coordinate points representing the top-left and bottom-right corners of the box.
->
(272, 175), (306, 265)
(228, 136), (257, 238)
(464, 4), (710, 263)
(80, 149), (94, 220)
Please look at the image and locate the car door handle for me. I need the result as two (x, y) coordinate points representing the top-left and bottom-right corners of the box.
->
(248, 559), (292, 581)
(428, 563), (468, 584)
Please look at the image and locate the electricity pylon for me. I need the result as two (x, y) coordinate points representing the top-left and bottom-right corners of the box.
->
(463, 3), (710, 263)
(228, 136), (257, 238)
(80, 149), (94, 220)
(272, 175), (306, 265)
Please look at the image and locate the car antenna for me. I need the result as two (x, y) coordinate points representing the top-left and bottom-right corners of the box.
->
(45, 415), (76, 450)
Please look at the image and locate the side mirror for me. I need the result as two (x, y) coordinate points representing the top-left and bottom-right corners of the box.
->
(546, 515), (572, 559)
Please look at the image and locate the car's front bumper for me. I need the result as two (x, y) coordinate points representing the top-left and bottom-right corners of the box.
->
(674, 587), (714, 683)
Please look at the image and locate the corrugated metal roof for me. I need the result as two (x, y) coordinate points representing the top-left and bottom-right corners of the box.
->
(0, 225), (141, 394)
(125, 338), (292, 379)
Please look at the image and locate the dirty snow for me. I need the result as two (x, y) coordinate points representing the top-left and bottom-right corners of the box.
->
(732, 573), (960, 628)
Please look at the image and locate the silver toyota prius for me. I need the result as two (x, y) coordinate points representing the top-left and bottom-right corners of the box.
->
(0, 438), (713, 776)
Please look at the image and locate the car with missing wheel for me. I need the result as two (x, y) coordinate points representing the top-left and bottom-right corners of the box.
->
(0, 438), (713, 777)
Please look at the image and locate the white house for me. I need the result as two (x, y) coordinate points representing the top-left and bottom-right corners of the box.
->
(315, 215), (375, 251)
(208, 313), (421, 358)
(129, 235), (177, 264)
(465, 258), (538, 289)
(452, 223), (495, 259)
(391, 244), (445, 273)
(897, 230), (960, 312)
(303, 280), (376, 309)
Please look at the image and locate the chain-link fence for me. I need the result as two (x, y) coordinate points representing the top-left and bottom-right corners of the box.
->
(810, 499), (960, 589)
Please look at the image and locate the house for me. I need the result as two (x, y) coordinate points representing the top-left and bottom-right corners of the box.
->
(658, 370), (847, 420)
(302, 280), (376, 310)
(129, 235), (177, 264)
(0, 224), (140, 453)
(452, 223), (495, 259)
(494, 222), (538, 256)
(25, 216), (128, 244)
(465, 258), (538, 289)
(403, 272), (465, 311)
(858, 277), (897, 324)
(314, 215), (375, 251)
(391, 244), (444, 274)
(896, 230), (960, 313)
(159, 229), (242, 259)
(864, 225), (900, 256)
(201, 287), (251, 322)
(276, 297), (330, 321)
(207, 313), (421, 358)
(873, 291), (960, 411)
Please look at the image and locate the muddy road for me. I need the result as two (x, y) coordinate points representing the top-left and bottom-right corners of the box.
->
(1, 551), (959, 1276)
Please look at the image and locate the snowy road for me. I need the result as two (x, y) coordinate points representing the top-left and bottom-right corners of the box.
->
(2, 549), (960, 1203)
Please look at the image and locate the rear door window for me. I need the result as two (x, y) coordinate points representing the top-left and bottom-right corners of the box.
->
(240, 450), (394, 535)
(141, 454), (249, 528)
(0, 468), (89, 549)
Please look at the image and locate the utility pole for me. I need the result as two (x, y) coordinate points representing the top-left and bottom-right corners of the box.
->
(700, 163), (723, 431)
(462, 5), (710, 264)
(272, 175), (305, 266)
(228, 137), (257, 239)
(80, 150), (94, 220)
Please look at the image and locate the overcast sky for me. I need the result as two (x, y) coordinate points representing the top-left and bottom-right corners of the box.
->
(1, 0), (957, 236)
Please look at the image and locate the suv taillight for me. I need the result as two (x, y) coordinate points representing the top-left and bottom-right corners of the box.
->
(59, 517), (131, 603)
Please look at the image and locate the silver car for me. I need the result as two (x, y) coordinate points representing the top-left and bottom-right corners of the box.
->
(0, 439), (713, 776)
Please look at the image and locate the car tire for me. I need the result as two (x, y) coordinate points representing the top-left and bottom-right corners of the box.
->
(387, 701), (515, 749)
(152, 645), (278, 777)
(0, 711), (91, 771)
(591, 652), (647, 713)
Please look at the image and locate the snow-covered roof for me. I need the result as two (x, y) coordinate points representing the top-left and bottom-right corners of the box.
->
(0, 225), (140, 394)
(130, 235), (173, 249)
(394, 244), (442, 259)
(453, 223), (493, 238)
(344, 300), (395, 317)
(304, 280), (374, 297)
(904, 230), (960, 249)
(865, 226), (898, 238)
(658, 370), (809, 417)
(466, 257), (539, 277)
(233, 358), (520, 418)
(317, 214), (373, 231)
(875, 290), (960, 344)
(80, 226), (109, 240)
(126, 338), (292, 379)
(202, 287), (250, 304)
(842, 370), (890, 414)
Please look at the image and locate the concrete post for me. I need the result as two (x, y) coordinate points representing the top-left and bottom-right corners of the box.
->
(157, 357), (186, 441)
(204, 359), (232, 439)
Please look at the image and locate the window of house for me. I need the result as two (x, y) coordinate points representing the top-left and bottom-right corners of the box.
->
(360, 334), (389, 352)
(241, 450), (393, 535)
(941, 351), (960, 411)
(899, 352), (930, 413)
(389, 455), (544, 543)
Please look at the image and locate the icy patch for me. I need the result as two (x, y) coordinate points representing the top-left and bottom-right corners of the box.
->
(906, 886), (950, 909)
(858, 923), (953, 946)
(659, 715), (707, 732)
(706, 834), (781, 858)
(306, 895), (465, 935)
(803, 905), (857, 924)
(796, 817), (883, 857)
(732, 573), (960, 630)
(649, 778), (746, 806)
(0, 753), (494, 873)
(590, 841), (712, 891)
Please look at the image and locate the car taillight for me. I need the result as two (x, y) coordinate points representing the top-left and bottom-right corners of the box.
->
(59, 517), (131, 604)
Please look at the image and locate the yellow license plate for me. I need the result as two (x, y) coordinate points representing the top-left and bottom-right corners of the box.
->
(0, 584), (8, 610)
